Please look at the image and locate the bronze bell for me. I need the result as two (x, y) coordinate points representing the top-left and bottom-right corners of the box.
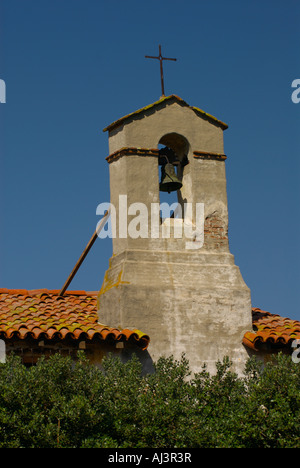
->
(159, 163), (183, 193)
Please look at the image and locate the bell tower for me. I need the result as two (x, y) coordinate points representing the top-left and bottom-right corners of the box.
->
(99, 95), (252, 374)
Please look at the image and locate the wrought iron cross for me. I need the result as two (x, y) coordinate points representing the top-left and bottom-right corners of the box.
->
(145, 45), (177, 97)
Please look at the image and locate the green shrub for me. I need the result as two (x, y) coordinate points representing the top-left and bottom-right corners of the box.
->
(0, 351), (299, 448)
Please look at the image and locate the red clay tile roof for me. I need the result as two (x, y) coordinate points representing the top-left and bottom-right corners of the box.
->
(243, 308), (300, 351)
(0, 290), (297, 354)
(0, 289), (150, 350)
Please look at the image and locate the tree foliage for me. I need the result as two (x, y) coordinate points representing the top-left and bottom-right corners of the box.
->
(0, 351), (299, 448)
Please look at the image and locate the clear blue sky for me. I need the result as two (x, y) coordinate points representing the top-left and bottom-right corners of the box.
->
(0, 0), (299, 319)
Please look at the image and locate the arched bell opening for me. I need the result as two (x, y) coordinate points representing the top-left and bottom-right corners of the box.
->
(159, 133), (189, 161)
(157, 133), (190, 221)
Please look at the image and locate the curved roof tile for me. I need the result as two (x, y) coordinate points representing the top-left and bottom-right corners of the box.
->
(243, 308), (300, 351)
(0, 289), (150, 350)
(1, 290), (297, 354)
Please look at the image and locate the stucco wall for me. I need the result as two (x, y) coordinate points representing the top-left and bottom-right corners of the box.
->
(99, 98), (253, 375)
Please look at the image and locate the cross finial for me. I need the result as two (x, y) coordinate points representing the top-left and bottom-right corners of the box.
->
(145, 44), (177, 97)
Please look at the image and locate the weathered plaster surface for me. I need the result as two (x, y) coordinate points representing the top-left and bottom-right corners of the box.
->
(99, 98), (252, 375)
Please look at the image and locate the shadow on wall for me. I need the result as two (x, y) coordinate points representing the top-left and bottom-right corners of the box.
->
(120, 346), (155, 376)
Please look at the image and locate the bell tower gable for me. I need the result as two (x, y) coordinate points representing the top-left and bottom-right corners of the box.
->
(104, 95), (227, 156)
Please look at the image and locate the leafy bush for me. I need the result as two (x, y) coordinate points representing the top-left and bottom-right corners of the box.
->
(0, 352), (299, 448)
